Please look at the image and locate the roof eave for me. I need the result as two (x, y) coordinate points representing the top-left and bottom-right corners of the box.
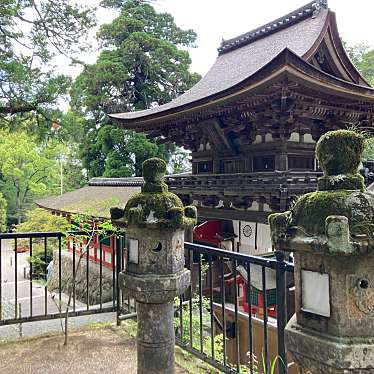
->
(110, 48), (374, 129)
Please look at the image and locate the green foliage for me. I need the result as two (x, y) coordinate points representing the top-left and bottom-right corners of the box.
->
(0, 0), (95, 122)
(0, 130), (60, 224)
(81, 125), (173, 178)
(363, 138), (374, 161)
(27, 244), (53, 281)
(0, 193), (7, 232)
(14, 208), (69, 279)
(168, 148), (192, 174)
(346, 43), (374, 85)
(13, 208), (69, 234)
(70, 0), (200, 178)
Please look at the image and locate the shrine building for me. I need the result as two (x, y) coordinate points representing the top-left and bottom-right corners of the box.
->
(109, 0), (374, 255)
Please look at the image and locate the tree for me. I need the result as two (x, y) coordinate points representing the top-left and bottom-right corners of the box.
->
(0, 193), (7, 232)
(0, 0), (95, 125)
(82, 124), (174, 177)
(0, 130), (59, 224)
(345, 43), (374, 159)
(70, 0), (200, 177)
(346, 44), (374, 85)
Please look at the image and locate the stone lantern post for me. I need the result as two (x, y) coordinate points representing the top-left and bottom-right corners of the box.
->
(269, 130), (374, 373)
(111, 158), (197, 374)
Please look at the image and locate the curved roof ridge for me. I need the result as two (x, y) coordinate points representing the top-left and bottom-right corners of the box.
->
(218, 0), (328, 55)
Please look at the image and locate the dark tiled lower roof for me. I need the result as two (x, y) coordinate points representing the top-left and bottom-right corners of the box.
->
(89, 177), (144, 187)
(36, 185), (141, 218)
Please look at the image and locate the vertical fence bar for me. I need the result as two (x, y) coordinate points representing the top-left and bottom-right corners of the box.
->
(29, 237), (33, 317)
(0, 240), (2, 320)
(99, 239), (103, 310)
(112, 237), (116, 309)
(246, 261), (254, 374)
(179, 294), (183, 341)
(233, 259), (240, 372)
(58, 235), (62, 313)
(188, 248), (193, 348)
(14, 237), (18, 319)
(220, 257), (227, 367)
(116, 235), (122, 325)
(208, 255), (215, 359)
(262, 266), (269, 373)
(275, 251), (287, 374)
(198, 253), (203, 354)
(44, 237), (47, 315)
(86, 236), (90, 311)
(72, 239), (76, 312)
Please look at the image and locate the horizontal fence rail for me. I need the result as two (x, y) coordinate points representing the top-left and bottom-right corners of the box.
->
(175, 242), (295, 374)
(0, 231), (294, 374)
(0, 231), (125, 329)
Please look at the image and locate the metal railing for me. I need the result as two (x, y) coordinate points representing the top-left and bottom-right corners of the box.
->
(0, 232), (294, 373)
(0, 231), (125, 326)
(175, 242), (294, 374)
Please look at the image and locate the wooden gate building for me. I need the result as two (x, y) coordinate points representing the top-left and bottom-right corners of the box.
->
(110, 0), (374, 254)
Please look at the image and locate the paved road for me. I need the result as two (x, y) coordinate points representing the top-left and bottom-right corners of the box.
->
(0, 240), (120, 341)
(0, 240), (89, 320)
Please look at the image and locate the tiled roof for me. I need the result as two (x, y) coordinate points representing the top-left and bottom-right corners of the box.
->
(36, 185), (141, 218)
(89, 177), (144, 187)
(218, 0), (328, 55)
(110, 3), (329, 122)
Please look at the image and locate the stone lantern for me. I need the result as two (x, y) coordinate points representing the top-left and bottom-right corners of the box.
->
(111, 158), (197, 374)
(269, 130), (374, 373)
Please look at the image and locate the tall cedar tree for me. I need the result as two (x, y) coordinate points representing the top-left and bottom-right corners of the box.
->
(70, 0), (201, 178)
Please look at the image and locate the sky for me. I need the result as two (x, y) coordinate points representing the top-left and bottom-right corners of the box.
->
(74, 0), (374, 79)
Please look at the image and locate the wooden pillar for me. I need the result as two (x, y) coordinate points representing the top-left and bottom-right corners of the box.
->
(213, 159), (221, 174)
(275, 141), (288, 171)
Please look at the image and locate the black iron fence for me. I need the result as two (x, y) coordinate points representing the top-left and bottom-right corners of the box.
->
(0, 231), (127, 327)
(0, 232), (294, 373)
(176, 242), (295, 374)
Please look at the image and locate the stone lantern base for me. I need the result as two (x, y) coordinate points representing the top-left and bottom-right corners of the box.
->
(286, 316), (374, 373)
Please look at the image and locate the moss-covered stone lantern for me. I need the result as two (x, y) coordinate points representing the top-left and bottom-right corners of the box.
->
(269, 130), (374, 373)
(111, 158), (197, 374)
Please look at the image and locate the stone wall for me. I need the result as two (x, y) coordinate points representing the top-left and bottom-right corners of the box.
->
(47, 250), (114, 306)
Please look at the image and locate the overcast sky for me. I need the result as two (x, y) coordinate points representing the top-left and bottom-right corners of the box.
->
(63, 0), (374, 81)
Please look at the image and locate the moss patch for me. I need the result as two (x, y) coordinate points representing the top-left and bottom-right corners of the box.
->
(142, 158), (167, 184)
(318, 174), (365, 192)
(316, 130), (365, 176)
(291, 191), (350, 235)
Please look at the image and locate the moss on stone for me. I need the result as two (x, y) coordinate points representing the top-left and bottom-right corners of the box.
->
(318, 174), (365, 192)
(125, 192), (184, 221)
(142, 181), (168, 193)
(291, 191), (350, 235)
(184, 206), (197, 220)
(112, 157), (196, 229)
(142, 158), (167, 184)
(268, 211), (291, 245)
(316, 130), (365, 176)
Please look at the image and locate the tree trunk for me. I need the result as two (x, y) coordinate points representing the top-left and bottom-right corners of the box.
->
(16, 184), (21, 225)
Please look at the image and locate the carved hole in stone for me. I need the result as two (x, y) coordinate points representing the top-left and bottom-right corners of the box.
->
(152, 242), (162, 253)
(359, 279), (369, 289)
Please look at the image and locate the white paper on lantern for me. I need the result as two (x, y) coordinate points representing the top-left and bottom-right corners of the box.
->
(301, 270), (330, 317)
(128, 238), (139, 264)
